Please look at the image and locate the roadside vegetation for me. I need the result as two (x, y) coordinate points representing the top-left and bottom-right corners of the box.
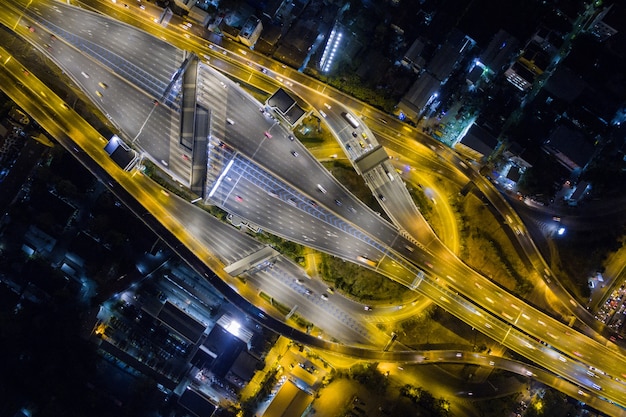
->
(392, 304), (492, 352)
(316, 366), (451, 417)
(452, 193), (533, 296)
(295, 115), (336, 145)
(318, 253), (411, 303)
(321, 160), (389, 220)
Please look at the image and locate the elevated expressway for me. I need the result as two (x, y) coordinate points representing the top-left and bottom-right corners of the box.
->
(28, 0), (612, 340)
(3, 0), (626, 412)
(1, 54), (622, 416)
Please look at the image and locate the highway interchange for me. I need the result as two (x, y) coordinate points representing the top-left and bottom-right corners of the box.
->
(2, 0), (626, 413)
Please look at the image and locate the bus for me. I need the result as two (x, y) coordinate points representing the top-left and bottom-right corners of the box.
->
(342, 112), (360, 129)
(357, 256), (376, 267)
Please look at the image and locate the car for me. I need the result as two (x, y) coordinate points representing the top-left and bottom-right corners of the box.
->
(288, 134), (294, 141)
(152, 99), (159, 105)
(319, 110), (327, 118)
(352, 131), (358, 138)
(43, 43), (51, 49)
(291, 151), (299, 157)
(95, 91), (103, 98)
(309, 200), (318, 208)
(361, 132), (368, 139)
(326, 287), (335, 294)
(235, 195), (243, 202)
(334, 199), (342, 206)
(358, 141), (365, 148)
(260, 67), (267, 74)
(295, 279), (303, 285)
(98, 82), (108, 89)
(348, 206), (357, 213)
(324, 103), (332, 109)
(305, 289), (312, 295)
(364, 306), (372, 311)
(139, 4), (145, 9)
(264, 131), (272, 139)
(320, 294), (328, 300)
(378, 194), (386, 201)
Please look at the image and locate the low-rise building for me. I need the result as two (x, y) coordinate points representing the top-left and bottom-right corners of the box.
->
(542, 124), (595, 175)
(239, 16), (262, 47)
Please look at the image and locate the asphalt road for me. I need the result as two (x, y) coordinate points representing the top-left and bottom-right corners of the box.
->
(2, 44), (625, 416)
(4, 0), (626, 410)
(16, 0), (187, 180)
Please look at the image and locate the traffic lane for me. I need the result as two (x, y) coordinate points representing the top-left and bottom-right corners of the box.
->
(7, 55), (620, 412)
(198, 67), (396, 234)
(25, 19), (175, 144)
(208, 151), (394, 259)
(58, 12), (584, 370)
(30, 14), (182, 170)
(215, 173), (386, 263)
(263, 149), (399, 244)
(372, 178), (436, 245)
(196, 61), (403, 248)
(33, 4), (624, 394)
(30, 3), (173, 98)
(230, 162), (389, 261)
(28, 18), (624, 390)
(415, 276), (624, 401)
(439, 257), (623, 377)
(249, 263), (374, 345)
(160, 194), (264, 264)
(34, 0), (183, 83)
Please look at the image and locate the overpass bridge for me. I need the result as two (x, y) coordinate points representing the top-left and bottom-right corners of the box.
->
(3, 0), (626, 411)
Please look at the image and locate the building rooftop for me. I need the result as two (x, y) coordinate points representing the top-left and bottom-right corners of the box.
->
(157, 301), (207, 344)
(543, 124), (595, 172)
(479, 29), (519, 74)
(457, 123), (499, 158)
(179, 387), (217, 417)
